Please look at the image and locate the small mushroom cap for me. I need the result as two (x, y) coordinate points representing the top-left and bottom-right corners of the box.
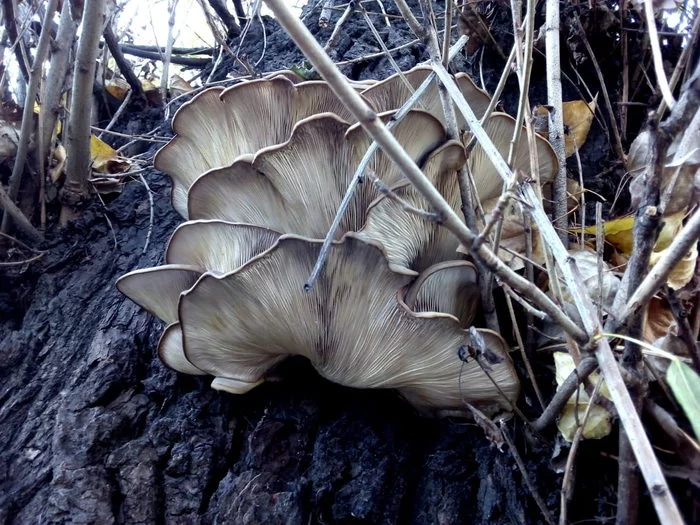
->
(166, 220), (281, 274)
(404, 260), (480, 327)
(177, 234), (518, 414)
(187, 110), (447, 237)
(361, 65), (491, 127)
(116, 264), (202, 324)
(468, 113), (558, 201)
(155, 77), (366, 217)
(357, 140), (468, 272)
(158, 323), (206, 375)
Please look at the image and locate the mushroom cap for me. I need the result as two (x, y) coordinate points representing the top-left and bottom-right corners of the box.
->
(361, 65), (491, 127)
(187, 110), (448, 238)
(158, 323), (206, 375)
(166, 220), (281, 274)
(154, 77), (367, 217)
(404, 260), (480, 327)
(356, 140), (468, 272)
(116, 264), (202, 324)
(176, 233), (518, 414)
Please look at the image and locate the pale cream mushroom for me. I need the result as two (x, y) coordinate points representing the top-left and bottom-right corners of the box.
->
(187, 110), (448, 238)
(176, 233), (519, 414)
(404, 260), (480, 327)
(118, 222), (281, 375)
(361, 65), (491, 127)
(116, 265), (205, 376)
(154, 77), (368, 216)
(358, 113), (557, 272)
(166, 220), (280, 274)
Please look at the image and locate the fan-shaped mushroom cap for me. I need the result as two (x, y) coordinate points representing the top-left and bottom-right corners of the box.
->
(357, 140), (467, 271)
(361, 65), (491, 126)
(187, 110), (448, 237)
(155, 77), (367, 216)
(405, 261), (480, 327)
(166, 220), (281, 273)
(159, 323), (206, 375)
(177, 234), (518, 414)
(116, 265), (202, 324)
(469, 113), (557, 201)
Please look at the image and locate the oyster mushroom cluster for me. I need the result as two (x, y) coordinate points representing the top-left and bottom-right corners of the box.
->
(118, 66), (557, 416)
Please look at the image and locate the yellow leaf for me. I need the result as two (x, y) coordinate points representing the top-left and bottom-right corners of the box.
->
(106, 78), (130, 101)
(553, 352), (612, 441)
(90, 135), (130, 173)
(563, 96), (597, 157)
(583, 211), (684, 254)
(533, 98), (597, 157)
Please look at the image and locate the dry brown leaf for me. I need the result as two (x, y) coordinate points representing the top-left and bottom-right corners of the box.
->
(105, 78), (130, 101)
(628, 109), (700, 215)
(49, 143), (67, 183)
(169, 75), (194, 97)
(563, 96), (597, 157)
(643, 297), (675, 342)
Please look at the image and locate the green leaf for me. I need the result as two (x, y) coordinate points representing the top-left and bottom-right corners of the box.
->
(666, 358), (700, 440)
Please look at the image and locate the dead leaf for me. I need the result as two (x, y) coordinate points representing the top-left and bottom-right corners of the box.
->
(563, 97), (597, 157)
(564, 249), (620, 311)
(169, 75), (194, 97)
(49, 143), (67, 183)
(553, 352), (612, 441)
(90, 135), (130, 174)
(643, 297), (675, 342)
(628, 109), (700, 215)
(105, 78), (131, 101)
(648, 241), (698, 290)
(534, 97), (597, 157)
(0, 118), (20, 162)
(584, 211), (684, 255)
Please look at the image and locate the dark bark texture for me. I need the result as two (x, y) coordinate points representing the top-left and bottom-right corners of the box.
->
(2, 1), (671, 523)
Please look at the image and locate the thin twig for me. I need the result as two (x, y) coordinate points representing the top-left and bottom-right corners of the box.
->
(643, 0), (675, 109)
(323, 0), (355, 53)
(544, 0), (568, 246)
(99, 91), (133, 140)
(139, 174), (154, 255)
